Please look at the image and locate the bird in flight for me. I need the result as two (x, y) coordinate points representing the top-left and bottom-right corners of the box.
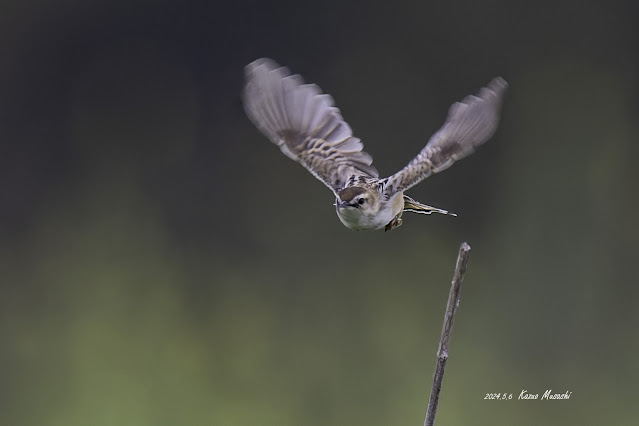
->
(242, 58), (507, 231)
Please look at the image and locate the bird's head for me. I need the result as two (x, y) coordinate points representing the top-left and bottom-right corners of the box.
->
(336, 186), (379, 215)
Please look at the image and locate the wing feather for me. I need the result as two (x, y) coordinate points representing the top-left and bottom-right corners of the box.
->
(243, 58), (378, 195)
(383, 77), (508, 196)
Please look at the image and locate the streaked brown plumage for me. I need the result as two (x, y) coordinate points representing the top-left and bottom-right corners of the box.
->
(242, 58), (507, 231)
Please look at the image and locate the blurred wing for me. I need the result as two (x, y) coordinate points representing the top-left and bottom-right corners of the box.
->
(243, 58), (378, 196)
(383, 77), (508, 196)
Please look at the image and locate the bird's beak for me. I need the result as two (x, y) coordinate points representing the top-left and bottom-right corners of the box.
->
(337, 200), (359, 209)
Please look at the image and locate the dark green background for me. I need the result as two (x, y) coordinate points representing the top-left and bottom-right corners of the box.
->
(1, 0), (637, 424)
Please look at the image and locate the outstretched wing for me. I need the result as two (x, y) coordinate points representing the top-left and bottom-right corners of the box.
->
(383, 77), (508, 196)
(243, 58), (378, 196)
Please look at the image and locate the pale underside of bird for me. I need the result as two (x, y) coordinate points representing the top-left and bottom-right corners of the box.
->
(242, 58), (508, 231)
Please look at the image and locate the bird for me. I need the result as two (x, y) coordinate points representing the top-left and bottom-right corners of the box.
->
(242, 58), (507, 231)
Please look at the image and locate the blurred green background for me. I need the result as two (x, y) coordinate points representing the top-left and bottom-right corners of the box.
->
(1, 0), (637, 425)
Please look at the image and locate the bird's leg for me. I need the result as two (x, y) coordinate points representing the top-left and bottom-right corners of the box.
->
(385, 211), (404, 232)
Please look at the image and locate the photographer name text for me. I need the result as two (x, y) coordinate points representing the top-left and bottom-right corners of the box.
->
(484, 390), (572, 400)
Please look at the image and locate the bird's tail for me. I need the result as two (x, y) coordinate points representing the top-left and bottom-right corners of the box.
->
(402, 195), (457, 217)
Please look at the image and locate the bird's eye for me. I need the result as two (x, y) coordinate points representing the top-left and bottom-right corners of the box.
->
(358, 198), (366, 205)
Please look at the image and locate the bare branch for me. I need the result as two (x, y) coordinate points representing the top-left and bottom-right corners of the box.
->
(424, 242), (471, 426)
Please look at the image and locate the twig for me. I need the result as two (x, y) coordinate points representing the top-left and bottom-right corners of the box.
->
(423, 242), (471, 426)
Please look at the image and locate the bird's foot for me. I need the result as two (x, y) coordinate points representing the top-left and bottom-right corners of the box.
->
(384, 214), (403, 232)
